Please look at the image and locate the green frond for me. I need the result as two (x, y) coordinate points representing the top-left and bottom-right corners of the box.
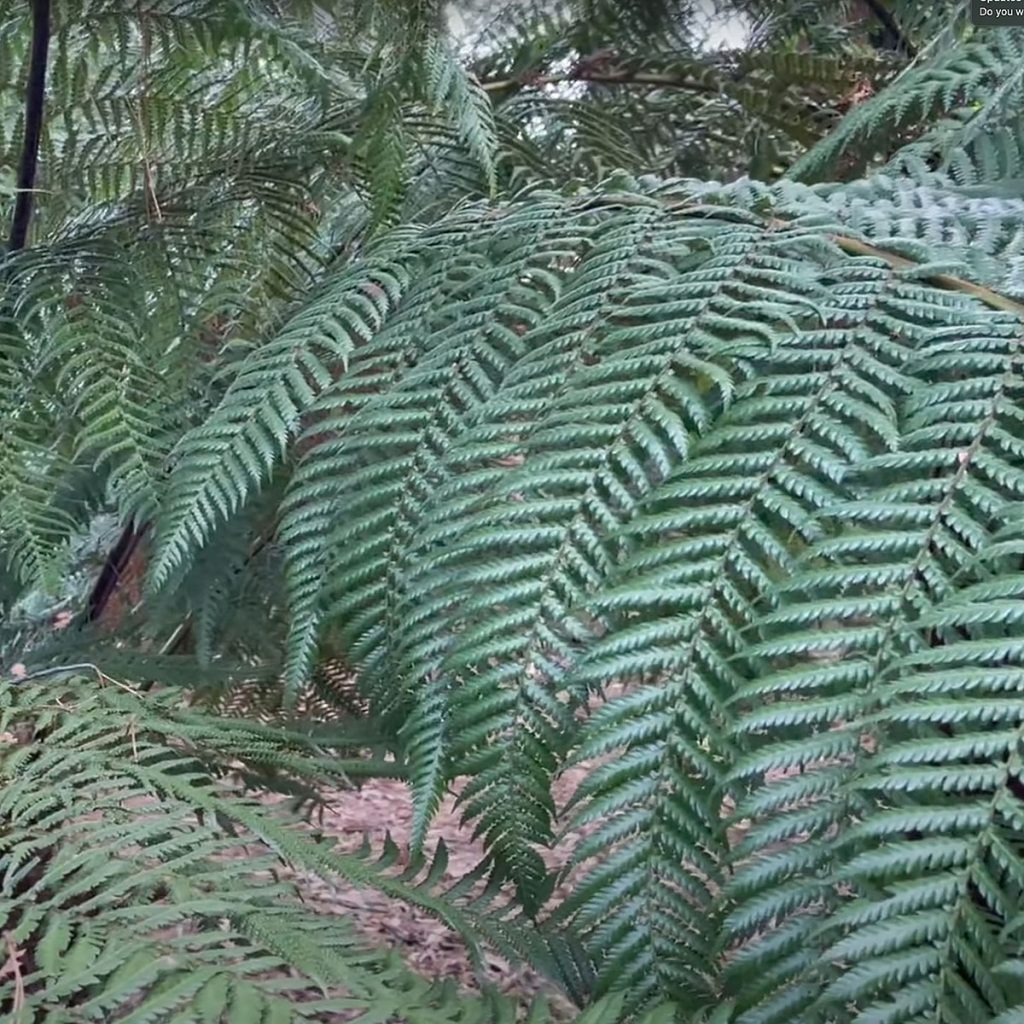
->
(789, 29), (1024, 184)
(42, 254), (170, 523)
(353, 82), (414, 228)
(807, 551), (1024, 1023)
(280, 197), (775, 910)
(0, 673), (540, 1023)
(12, 3), (1024, 1020)
(0, 440), (79, 590)
(421, 35), (497, 195)
(150, 239), (421, 591)
(655, 171), (1024, 299)
(0, 288), (81, 588)
(555, 253), (919, 1009)
(725, 292), (1024, 1021)
(142, 167), (1024, 1013)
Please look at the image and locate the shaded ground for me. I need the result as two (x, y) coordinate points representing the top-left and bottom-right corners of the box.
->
(284, 765), (593, 1015)
(247, 682), (633, 1014)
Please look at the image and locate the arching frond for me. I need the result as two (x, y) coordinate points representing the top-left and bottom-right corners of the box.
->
(789, 29), (1024, 184)
(0, 672), (546, 1023)
(152, 171), (1024, 1015)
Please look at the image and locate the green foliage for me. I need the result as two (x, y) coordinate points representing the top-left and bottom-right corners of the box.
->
(148, 156), (1024, 1017)
(12, 1), (1024, 1022)
(789, 28), (1024, 184)
(0, 0), (505, 596)
(470, 3), (901, 186)
(0, 673), (545, 1022)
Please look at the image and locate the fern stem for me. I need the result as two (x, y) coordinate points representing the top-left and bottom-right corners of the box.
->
(7, 0), (50, 252)
(481, 69), (719, 94)
(85, 523), (147, 623)
(831, 234), (1024, 318)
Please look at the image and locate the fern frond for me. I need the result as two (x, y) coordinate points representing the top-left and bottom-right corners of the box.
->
(808, 518), (1024, 1023)
(0, 672), (539, 1022)
(281, 198), (578, 677)
(726, 290), (1024, 1022)
(421, 35), (497, 196)
(280, 197), (762, 908)
(43, 255), (170, 523)
(148, 176), (1024, 988)
(555, 249), (924, 1012)
(13, 4), (1024, 1019)
(0, 272), (81, 588)
(660, 172), (1024, 299)
(788, 29), (1024, 184)
(150, 237), (423, 591)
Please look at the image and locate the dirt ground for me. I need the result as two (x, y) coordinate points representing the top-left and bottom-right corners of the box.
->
(284, 764), (593, 1016)
(253, 682), (635, 1015)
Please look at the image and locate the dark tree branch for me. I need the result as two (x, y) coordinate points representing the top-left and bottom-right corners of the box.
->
(7, 0), (51, 252)
(861, 0), (917, 59)
(85, 523), (148, 623)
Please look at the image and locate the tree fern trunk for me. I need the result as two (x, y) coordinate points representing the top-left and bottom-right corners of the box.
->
(7, 0), (50, 253)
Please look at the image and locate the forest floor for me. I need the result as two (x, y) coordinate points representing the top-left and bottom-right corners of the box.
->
(285, 767), (588, 1017)
(271, 685), (634, 1018)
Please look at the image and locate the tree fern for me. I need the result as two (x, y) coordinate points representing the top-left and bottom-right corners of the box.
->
(145, 149), (1024, 1013)
(15, 2), (1024, 1021)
